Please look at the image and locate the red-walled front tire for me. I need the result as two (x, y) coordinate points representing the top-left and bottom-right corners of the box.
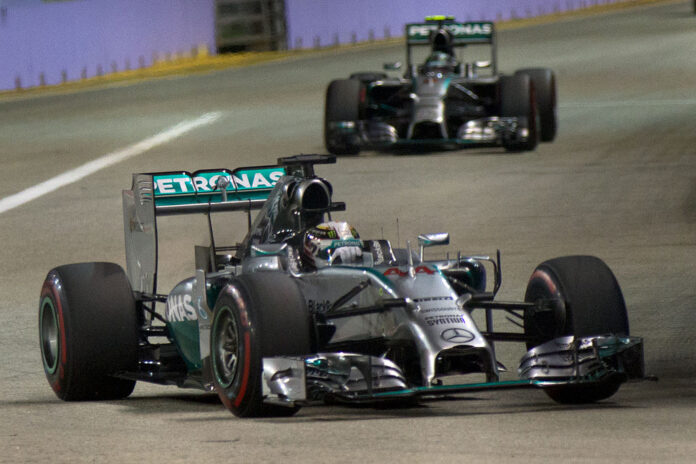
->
(210, 273), (311, 417)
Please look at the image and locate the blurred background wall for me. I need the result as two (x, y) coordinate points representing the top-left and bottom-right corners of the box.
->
(0, 0), (633, 91)
(285, 0), (626, 49)
(0, 0), (216, 90)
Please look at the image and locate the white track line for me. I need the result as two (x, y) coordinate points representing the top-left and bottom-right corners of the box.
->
(0, 111), (222, 215)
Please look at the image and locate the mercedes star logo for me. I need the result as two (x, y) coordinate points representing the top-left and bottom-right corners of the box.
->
(441, 328), (474, 343)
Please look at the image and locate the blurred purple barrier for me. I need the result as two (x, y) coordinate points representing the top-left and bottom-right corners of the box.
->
(0, 0), (215, 91)
(0, 0), (628, 91)
(285, 0), (626, 49)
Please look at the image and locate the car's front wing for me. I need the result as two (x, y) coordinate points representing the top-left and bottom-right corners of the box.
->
(327, 116), (531, 150)
(261, 335), (645, 408)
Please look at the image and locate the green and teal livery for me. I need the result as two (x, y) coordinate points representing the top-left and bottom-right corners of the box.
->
(152, 166), (286, 207)
(406, 21), (494, 44)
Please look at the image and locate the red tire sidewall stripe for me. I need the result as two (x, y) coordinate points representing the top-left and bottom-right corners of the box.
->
(216, 285), (254, 411)
(234, 331), (251, 408)
(531, 269), (558, 296)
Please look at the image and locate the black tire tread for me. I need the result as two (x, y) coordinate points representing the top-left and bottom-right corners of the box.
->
(40, 262), (138, 401)
(212, 273), (311, 417)
(524, 255), (629, 404)
(530, 255), (628, 338)
(324, 79), (362, 155)
(515, 68), (557, 142)
(499, 74), (538, 152)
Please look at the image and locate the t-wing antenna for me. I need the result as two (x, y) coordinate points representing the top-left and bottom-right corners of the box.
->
(278, 154), (336, 178)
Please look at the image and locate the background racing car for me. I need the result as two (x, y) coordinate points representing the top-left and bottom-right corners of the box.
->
(39, 155), (644, 417)
(324, 16), (557, 154)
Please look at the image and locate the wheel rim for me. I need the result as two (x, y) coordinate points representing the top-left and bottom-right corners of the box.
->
(39, 297), (59, 374)
(212, 306), (240, 389)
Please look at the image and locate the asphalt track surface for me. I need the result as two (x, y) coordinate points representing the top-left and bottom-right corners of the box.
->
(1, 2), (695, 462)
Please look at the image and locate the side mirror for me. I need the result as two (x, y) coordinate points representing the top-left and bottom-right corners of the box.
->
(383, 61), (402, 71)
(418, 233), (450, 261)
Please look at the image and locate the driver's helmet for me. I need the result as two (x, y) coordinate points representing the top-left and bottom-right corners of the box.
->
(303, 221), (363, 266)
(423, 51), (457, 75)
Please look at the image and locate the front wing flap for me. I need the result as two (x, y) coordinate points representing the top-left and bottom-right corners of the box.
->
(518, 335), (645, 382)
(326, 116), (530, 150)
(261, 335), (644, 407)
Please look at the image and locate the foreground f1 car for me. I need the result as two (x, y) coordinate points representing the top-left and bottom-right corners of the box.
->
(39, 155), (643, 417)
(325, 16), (557, 154)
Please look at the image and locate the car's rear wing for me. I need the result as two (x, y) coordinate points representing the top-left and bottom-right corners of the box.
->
(149, 166), (285, 215)
(122, 164), (285, 294)
(405, 20), (495, 46)
(405, 18), (497, 75)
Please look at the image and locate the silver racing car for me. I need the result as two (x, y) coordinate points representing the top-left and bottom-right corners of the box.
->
(325, 16), (557, 154)
(39, 155), (643, 417)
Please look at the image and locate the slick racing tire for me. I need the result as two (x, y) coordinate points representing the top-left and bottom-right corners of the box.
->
(524, 256), (629, 404)
(324, 78), (362, 155)
(349, 72), (387, 84)
(210, 273), (312, 417)
(515, 68), (557, 142)
(39, 262), (138, 401)
(500, 73), (539, 152)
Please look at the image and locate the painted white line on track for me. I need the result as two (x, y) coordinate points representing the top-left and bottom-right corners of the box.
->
(560, 99), (696, 108)
(0, 111), (222, 215)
